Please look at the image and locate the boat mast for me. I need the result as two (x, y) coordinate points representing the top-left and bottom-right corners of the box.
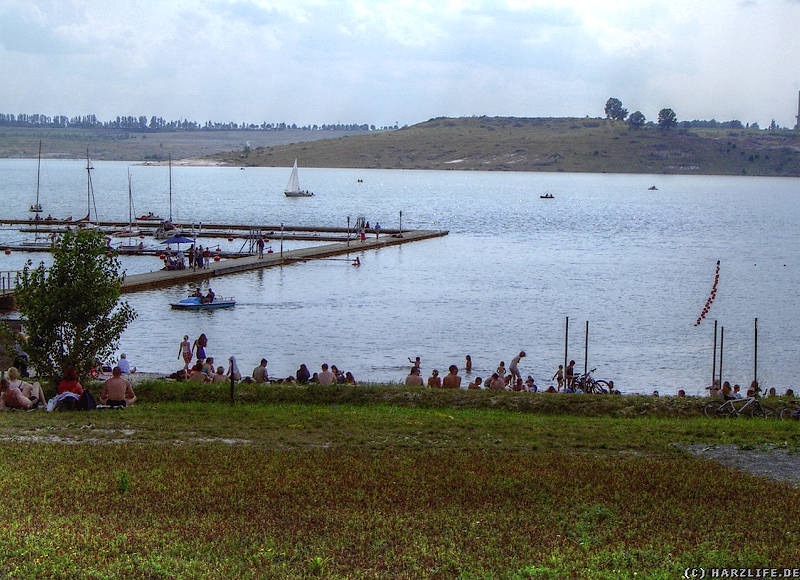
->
(128, 168), (133, 231)
(85, 147), (98, 223)
(168, 154), (173, 222)
(35, 140), (42, 207)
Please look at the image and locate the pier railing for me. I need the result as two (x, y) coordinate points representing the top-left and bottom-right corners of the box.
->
(0, 271), (23, 295)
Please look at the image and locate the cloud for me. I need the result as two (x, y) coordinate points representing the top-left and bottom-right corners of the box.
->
(0, 0), (799, 127)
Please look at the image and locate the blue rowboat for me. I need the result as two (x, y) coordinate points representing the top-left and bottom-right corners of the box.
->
(170, 296), (236, 310)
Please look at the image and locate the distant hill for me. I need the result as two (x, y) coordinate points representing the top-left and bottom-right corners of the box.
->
(212, 116), (800, 177)
(0, 127), (370, 161)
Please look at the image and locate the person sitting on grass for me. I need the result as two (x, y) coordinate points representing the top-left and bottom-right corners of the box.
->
(227, 356), (241, 382)
(442, 365), (461, 389)
(211, 366), (227, 383)
(7, 366), (45, 407)
(188, 361), (210, 382)
(345, 371), (356, 385)
(405, 366), (424, 387)
(525, 376), (537, 392)
(317, 364), (335, 386)
(487, 373), (505, 391)
(100, 367), (136, 407)
(58, 366), (84, 396)
(252, 359), (268, 383)
(296, 364), (310, 384)
(468, 376), (483, 390)
(0, 377), (36, 410)
(427, 369), (441, 388)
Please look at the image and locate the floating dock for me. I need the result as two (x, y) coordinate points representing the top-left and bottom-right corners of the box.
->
(0, 228), (448, 308)
(120, 229), (447, 292)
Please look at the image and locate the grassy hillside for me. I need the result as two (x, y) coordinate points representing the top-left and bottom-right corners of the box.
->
(218, 116), (800, 176)
(0, 126), (369, 161)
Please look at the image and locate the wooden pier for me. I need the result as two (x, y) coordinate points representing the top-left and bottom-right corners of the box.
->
(0, 229), (449, 308)
(120, 229), (447, 292)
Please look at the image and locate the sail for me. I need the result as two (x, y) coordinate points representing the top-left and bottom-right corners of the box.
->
(285, 159), (300, 193)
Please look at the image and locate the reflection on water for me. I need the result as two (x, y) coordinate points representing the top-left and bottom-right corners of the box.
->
(1, 159), (799, 394)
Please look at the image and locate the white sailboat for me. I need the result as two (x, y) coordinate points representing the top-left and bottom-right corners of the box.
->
(284, 159), (314, 197)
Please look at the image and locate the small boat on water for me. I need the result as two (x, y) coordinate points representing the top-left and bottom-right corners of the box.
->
(648, 185), (658, 190)
(540, 193), (554, 199)
(284, 159), (314, 197)
(170, 296), (236, 310)
(136, 212), (162, 222)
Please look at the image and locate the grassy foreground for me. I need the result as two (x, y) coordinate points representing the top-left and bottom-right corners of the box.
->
(1, 385), (798, 578)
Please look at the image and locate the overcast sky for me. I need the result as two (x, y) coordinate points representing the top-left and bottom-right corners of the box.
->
(1, 0), (799, 128)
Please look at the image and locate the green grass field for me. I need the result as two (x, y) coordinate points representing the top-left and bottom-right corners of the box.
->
(2, 384), (798, 578)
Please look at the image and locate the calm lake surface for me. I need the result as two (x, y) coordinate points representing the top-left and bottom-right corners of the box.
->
(1, 158), (798, 394)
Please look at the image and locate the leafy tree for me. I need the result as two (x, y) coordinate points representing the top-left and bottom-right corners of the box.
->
(604, 98), (628, 121)
(658, 108), (677, 129)
(627, 110), (646, 128)
(15, 229), (136, 380)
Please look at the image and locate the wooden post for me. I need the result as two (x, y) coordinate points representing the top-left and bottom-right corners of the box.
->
(711, 320), (717, 387)
(230, 372), (235, 404)
(719, 326), (724, 386)
(399, 211), (403, 235)
(584, 320), (589, 377)
(753, 317), (758, 387)
(347, 216), (350, 247)
(280, 222), (284, 258)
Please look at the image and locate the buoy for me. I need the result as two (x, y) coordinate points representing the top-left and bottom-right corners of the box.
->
(4, 249), (10, 255)
(213, 255), (221, 262)
(267, 249), (274, 254)
(228, 237), (234, 242)
(159, 254), (166, 260)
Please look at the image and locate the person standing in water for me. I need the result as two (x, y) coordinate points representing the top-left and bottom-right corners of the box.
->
(178, 335), (192, 371)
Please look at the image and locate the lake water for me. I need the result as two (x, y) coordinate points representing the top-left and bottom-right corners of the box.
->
(1, 158), (798, 394)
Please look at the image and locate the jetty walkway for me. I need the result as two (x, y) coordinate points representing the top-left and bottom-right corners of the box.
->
(121, 229), (448, 292)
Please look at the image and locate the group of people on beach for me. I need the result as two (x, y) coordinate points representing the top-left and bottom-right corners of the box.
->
(175, 333), (357, 386)
(402, 352), (617, 393)
(0, 361), (136, 411)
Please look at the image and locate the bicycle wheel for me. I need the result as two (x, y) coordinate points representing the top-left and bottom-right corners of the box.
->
(593, 380), (610, 394)
(780, 407), (800, 420)
(702, 400), (725, 418)
(747, 403), (776, 419)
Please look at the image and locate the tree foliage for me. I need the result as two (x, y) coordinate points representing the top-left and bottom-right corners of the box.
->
(658, 108), (677, 129)
(15, 230), (136, 379)
(627, 111), (646, 128)
(604, 98), (628, 121)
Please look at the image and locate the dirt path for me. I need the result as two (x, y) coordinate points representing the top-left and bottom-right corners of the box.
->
(682, 444), (800, 487)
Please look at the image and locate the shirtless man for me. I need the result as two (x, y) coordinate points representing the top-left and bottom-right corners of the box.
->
(405, 367), (424, 386)
(509, 351), (526, 381)
(441, 365), (461, 389)
(100, 367), (137, 407)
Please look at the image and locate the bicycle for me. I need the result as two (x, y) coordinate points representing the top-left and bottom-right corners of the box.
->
(572, 368), (611, 394)
(702, 395), (776, 419)
(779, 400), (800, 420)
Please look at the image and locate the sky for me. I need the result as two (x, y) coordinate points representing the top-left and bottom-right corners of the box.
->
(1, 0), (799, 128)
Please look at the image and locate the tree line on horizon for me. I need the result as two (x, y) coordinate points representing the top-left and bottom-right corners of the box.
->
(0, 113), (400, 133)
(603, 97), (788, 132)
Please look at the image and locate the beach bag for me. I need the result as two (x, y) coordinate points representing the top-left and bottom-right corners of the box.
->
(78, 390), (97, 410)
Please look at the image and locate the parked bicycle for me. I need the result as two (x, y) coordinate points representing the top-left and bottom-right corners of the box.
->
(779, 399), (800, 420)
(572, 368), (611, 394)
(702, 393), (776, 419)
